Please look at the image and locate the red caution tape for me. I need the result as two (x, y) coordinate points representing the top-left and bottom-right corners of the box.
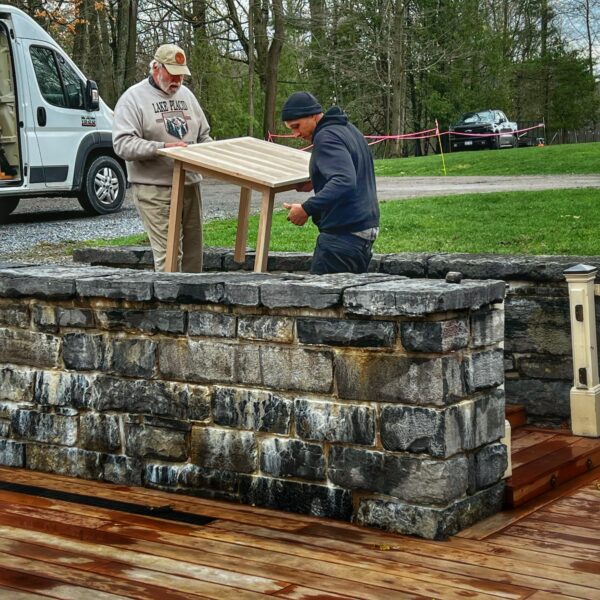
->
(266, 123), (545, 145)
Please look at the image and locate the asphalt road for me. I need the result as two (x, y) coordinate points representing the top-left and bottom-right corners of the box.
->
(2, 174), (600, 263)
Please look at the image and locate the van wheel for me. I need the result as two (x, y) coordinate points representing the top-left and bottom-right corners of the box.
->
(0, 198), (19, 223)
(79, 155), (126, 215)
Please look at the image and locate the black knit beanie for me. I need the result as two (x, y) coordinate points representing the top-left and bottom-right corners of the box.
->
(281, 91), (323, 121)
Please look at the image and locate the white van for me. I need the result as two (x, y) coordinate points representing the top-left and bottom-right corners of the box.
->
(0, 5), (126, 222)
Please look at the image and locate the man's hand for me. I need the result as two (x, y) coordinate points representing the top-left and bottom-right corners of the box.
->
(165, 142), (188, 148)
(295, 181), (313, 192)
(283, 202), (309, 226)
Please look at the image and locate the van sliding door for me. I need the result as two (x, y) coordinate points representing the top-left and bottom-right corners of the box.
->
(0, 22), (21, 186)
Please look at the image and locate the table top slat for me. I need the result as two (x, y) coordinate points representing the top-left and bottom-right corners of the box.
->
(159, 136), (310, 189)
(202, 145), (303, 179)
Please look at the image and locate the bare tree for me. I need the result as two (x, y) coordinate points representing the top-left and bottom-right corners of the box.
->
(222, 0), (285, 136)
(556, 0), (600, 77)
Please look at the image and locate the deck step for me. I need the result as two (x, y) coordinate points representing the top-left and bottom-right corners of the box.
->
(505, 404), (527, 429)
(505, 428), (600, 508)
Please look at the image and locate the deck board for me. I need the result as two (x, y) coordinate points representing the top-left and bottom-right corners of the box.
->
(0, 466), (598, 599)
(0, 589), (54, 600)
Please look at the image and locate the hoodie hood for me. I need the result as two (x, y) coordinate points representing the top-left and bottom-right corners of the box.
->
(315, 106), (349, 133)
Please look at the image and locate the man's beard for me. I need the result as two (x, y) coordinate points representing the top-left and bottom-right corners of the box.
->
(157, 72), (181, 95)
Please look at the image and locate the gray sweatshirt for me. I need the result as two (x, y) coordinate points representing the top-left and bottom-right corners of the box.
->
(113, 78), (212, 186)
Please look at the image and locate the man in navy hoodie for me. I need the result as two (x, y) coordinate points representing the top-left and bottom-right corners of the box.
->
(281, 92), (380, 274)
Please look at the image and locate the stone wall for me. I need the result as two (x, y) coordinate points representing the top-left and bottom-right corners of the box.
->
(74, 247), (590, 425)
(384, 252), (586, 426)
(0, 264), (506, 539)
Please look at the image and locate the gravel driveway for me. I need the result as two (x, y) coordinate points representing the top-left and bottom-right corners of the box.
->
(2, 174), (600, 263)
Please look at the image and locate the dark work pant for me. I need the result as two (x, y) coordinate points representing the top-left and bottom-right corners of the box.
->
(310, 232), (373, 275)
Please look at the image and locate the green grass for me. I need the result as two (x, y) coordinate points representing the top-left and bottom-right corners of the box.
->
(372, 188), (600, 255)
(216, 188), (600, 255)
(374, 141), (600, 177)
(39, 233), (149, 260)
(74, 188), (600, 257)
(76, 234), (149, 248)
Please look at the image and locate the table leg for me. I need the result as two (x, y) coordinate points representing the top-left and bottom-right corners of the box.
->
(164, 161), (185, 272)
(254, 189), (275, 273)
(234, 187), (252, 263)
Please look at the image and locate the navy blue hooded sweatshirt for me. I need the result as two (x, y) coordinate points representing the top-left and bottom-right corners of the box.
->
(302, 107), (380, 234)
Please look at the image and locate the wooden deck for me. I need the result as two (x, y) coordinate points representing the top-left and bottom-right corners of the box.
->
(0, 464), (598, 600)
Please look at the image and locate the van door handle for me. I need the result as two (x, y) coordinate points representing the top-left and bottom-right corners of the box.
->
(37, 107), (47, 127)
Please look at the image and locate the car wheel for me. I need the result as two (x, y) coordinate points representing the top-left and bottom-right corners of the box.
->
(78, 155), (126, 215)
(489, 135), (500, 149)
(0, 198), (19, 223)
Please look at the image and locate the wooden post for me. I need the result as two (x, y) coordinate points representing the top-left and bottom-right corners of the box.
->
(164, 161), (186, 273)
(234, 187), (252, 263)
(502, 420), (512, 478)
(254, 189), (275, 273)
(564, 264), (600, 437)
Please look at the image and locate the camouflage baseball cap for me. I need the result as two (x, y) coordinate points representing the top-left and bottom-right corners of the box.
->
(154, 44), (191, 76)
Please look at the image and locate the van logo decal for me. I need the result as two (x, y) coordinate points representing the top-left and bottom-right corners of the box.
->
(81, 116), (96, 127)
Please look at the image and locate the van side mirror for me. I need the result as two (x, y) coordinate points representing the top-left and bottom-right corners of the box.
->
(85, 80), (99, 112)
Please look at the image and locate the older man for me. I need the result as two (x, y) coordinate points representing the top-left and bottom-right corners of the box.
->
(282, 91), (380, 275)
(113, 44), (212, 272)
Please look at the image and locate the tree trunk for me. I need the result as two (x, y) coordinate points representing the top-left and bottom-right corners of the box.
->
(583, 0), (594, 77)
(71, 0), (87, 69)
(191, 0), (210, 106)
(540, 0), (550, 128)
(248, 0), (255, 136)
(389, 0), (406, 157)
(262, 0), (284, 137)
(125, 0), (138, 91)
(97, 3), (117, 106)
(308, 0), (328, 102)
(230, 0), (284, 138)
(115, 0), (137, 98)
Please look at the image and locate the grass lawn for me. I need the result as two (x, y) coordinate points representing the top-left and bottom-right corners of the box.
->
(374, 141), (600, 177)
(76, 187), (600, 257)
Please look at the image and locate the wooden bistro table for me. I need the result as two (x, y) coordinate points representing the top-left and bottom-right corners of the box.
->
(158, 136), (311, 273)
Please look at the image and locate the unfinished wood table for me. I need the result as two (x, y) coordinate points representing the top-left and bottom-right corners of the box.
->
(158, 136), (311, 273)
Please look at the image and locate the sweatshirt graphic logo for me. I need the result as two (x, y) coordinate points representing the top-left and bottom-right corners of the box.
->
(163, 111), (189, 140)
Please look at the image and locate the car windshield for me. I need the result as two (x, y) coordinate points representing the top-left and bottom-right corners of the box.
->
(458, 111), (494, 124)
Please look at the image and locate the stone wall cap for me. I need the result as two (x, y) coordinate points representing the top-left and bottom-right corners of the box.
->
(73, 246), (153, 266)
(428, 253), (600, 282)
(154, 272), (284, 305)
(344, 278), (506, 316)
(71, 246), (600, 284)
(0, 265), (123, 300)
(260, 273), (405, 309)
(76, 271), (163, 301)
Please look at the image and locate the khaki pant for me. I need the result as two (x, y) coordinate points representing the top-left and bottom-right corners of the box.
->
(132, 183), (203, 272)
